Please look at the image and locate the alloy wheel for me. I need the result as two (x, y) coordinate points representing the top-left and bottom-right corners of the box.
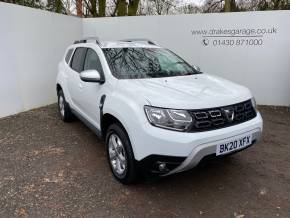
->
(108, 133), (127, 177)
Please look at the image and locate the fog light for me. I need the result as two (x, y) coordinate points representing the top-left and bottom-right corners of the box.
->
(158, 163), (167, 171)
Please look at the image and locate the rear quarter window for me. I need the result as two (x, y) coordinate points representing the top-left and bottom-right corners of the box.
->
(65, 48), (74, 64)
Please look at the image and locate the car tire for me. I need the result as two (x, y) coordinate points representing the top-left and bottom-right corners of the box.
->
(57, 89), (74, 122)
(106, 123), (138, 184)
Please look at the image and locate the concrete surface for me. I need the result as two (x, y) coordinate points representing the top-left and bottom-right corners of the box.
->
(0, 105), (289, 217)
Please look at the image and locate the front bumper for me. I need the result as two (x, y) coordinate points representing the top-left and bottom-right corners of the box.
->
(131, 112), (263, 175)
(164, 128), (261, 175)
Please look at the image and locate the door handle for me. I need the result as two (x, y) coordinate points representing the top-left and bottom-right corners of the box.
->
(78, 83), (83, 89)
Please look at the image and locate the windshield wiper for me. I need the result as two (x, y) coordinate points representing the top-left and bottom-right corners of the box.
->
(169, 61), (188, 67)
(169, 61), (201, 74)
(146, 71), (170, 78)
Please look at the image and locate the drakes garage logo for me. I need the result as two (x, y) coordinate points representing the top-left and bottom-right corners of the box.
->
(223, 108), (235, 122)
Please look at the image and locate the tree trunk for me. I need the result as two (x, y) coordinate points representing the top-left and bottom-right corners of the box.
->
(112, 1), (119, 16)
(128, 0), (140, 16)
(117, 0), (127, 16)
(90, 0), (97, 16)
(99, 0), (106, 16)
(273, 0), (278, 9)
(224, 0), (236, 12)
(76, 0), (83, 17)
(224, 0), (231, 12)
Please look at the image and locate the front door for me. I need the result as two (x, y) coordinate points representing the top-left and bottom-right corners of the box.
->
(77, 48), (105, 130)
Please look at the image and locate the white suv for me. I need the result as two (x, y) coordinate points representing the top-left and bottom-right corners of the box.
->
(56, 37), (263, 184)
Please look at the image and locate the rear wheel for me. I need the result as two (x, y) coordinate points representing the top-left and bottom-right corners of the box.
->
(57, 89), (73, 122)
(106, 123), (138, 184)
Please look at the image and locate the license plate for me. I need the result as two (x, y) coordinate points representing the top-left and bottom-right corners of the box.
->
(216, 134), (252, 156)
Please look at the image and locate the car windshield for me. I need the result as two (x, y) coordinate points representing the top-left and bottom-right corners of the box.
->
(102, 47), (200, 79)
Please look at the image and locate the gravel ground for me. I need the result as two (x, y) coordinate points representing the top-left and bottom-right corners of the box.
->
(0, 105), (289, 218)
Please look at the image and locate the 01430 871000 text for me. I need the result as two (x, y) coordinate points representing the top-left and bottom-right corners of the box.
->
(212, 38), (262, 46)
(202, 38), (263, 47)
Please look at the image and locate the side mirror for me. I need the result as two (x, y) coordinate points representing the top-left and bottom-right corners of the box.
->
(80, 70), (103, 83)
(192, 65), (201, 72)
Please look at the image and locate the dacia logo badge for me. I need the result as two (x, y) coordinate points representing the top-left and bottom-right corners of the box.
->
(223, 108), (235, 122)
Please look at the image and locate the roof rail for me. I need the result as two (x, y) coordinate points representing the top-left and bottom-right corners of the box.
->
(74, 37), (101, 45)
(120, 38), (158, 46)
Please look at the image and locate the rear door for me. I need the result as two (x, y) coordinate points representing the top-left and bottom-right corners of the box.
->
(67, 47), (87, 113)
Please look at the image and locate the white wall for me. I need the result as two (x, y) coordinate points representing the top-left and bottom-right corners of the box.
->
(0, 3), (82, 118)
(83, 11), (290, 106)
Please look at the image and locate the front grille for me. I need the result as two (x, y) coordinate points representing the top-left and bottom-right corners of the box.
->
(188, 99), (256, 132)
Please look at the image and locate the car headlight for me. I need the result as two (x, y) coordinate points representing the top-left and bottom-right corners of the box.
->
(144, 106), (192, 131)
(251, 97), (258, 112)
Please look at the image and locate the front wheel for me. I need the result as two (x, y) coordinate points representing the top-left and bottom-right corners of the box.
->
(106, 123), (138, 184)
